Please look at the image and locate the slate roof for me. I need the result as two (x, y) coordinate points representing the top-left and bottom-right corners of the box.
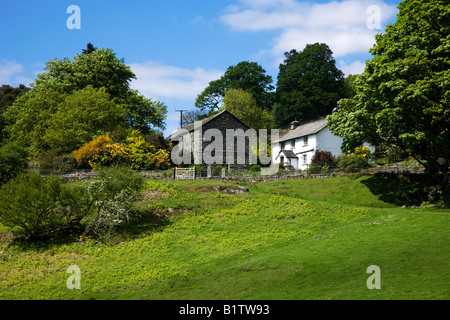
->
(167, 109), (250, 140)
(272, 118), (328, 144)
(279, 149), (298, 158)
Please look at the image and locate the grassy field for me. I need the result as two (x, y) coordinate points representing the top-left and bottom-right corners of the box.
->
(1, 175), (449, 300)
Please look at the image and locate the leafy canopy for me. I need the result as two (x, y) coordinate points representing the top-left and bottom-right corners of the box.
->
(222, 88), (274, 129)
(195, 61), (274, 112)
(275, 43), (345, 127)
(327, 0), (450, 182)
(3, 45), (167, 158)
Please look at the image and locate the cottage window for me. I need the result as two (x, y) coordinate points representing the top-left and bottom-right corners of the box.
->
(303, 136), (308, 146)
(291, 139), (296, 149)
(303, 154), (307, 165)
(281, 141), (285, 150)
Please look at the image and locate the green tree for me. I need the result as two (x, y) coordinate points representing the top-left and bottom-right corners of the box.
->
(0, 142), (28, 184)
(32, 46), (166, 133)
(0, 84), (30, 113)
(44, 87), (126, 152)
(195, 61), (274, 112)
(275, 43), (345, 127)
(3, 88), (126, 156)
(327, 0), (450, 193)
(0, 84), (30, 144)
(4, 46), (167, 157)
(222, 88), (274, 129)
(3, 89), (66, 157)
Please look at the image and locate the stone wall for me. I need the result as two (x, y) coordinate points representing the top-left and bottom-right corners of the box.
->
(53, 166), (428, 183)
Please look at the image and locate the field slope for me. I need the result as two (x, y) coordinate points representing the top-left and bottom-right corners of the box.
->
(1, 176), (449, 300)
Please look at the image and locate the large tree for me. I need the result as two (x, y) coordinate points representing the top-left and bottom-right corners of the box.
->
(327, 0), (450, 192)
(195, 61), (274, 112)
(3, 45), (167, 157)
(32, 45), (166, 133)
(275, 43), (345, 127)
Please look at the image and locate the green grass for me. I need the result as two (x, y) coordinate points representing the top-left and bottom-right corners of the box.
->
(1, 176), (449, 300)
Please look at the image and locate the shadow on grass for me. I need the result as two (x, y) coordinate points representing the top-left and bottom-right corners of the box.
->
(6, 209), (174, 251)
(360, 173), (431, 207)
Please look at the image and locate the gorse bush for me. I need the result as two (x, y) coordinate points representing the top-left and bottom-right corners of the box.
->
(71, 131), (171, 170)
(71, 135), (130, 169)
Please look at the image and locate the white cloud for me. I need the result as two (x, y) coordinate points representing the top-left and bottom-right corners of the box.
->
(338, 59), (367, 76)
(0, 60), (42, 87)
(0, 60), (25, 85)
(221, 0), (398, 62)
(129, 61), (223, 101)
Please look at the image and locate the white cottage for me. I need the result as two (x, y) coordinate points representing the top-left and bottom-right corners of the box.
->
(271, 118), (344, 171)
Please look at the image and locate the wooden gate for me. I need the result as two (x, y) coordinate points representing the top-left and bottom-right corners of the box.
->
(174, 167), (196, 180)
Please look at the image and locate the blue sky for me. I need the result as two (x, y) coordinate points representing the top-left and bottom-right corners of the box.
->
(0, 0), (401, 136)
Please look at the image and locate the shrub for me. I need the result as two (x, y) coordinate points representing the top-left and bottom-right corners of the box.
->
(39, 150), (77, 175)
(154, 149), (171, 170)
(0, 173), (91, 239)
(213, 165), (227, 176)
(84, 166), (145, 232)
(126, 130), (171, 170)
(337, 155), (368, 170)
(311, 150), (337, 168)
(0, 142), (28, 184)
(71, 135), (112, 168)
(250, 164), (261, 172)
(337, 146), (373, 171)
(71, 135), (130, 169)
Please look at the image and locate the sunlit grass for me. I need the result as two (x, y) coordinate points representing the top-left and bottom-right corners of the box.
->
(1, 176), (449, 300)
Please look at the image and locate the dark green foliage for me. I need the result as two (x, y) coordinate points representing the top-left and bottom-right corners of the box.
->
(213, 165), (227, 175)
(0, 84), (30, 144)
(0, 167), (146, 241)
(39, 150), (77, 175)
(0, 142), (28, 184)
(337, 154), (369, 171)
(196, 61), (274, 112)
(275, 43), (345, 127)
(4, 48), (167, 157)
(327, 0), (450, 191)
(82, 42), (97, 54)
(310, 150), (337, 169)
(0, 84), (29, 113)
(0, 173), (92, 239)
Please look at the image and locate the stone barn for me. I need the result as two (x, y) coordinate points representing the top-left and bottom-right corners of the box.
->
(168, 109), (258, 171)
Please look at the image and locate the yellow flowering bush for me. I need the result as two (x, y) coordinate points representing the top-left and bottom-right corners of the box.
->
(71, 130), (171, 170)
(351, 146), (372, 159)
(71, 135), (130, 169)
(338, 146), (372, 170)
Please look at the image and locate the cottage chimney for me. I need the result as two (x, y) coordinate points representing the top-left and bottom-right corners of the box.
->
(290, 120), (300, 130)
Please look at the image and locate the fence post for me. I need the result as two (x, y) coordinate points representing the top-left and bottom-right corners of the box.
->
(221, 168), (226, 178)
(173, 167), (176, 179)
(207, 166), (212, 178)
